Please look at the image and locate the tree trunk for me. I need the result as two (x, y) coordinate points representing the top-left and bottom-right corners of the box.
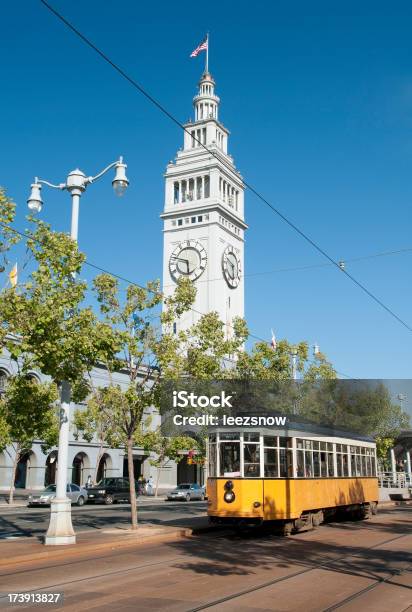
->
(155, 464), (161, 498)
(9, 445), (20, 506)
(126, 437), (138, 530)
(93, 442), (104, 485)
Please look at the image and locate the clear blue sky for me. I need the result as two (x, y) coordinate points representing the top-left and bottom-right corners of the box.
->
(1, 1), (412, 387)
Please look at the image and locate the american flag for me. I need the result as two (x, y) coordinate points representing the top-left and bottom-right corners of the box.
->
(190, 36), (208, 58)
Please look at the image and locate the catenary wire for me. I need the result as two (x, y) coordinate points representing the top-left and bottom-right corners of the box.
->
(39, 0), (412, 334)
(0, 221), (354, 378)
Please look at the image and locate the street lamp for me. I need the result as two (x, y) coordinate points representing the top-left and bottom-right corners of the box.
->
(27, 157), (129, 546)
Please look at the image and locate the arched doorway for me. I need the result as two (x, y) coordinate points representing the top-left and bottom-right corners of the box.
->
(15, 451), (36, 489)
(44, 451), (58, 487)
(96, 453), (113, 483)
(72, 452), (90, 486)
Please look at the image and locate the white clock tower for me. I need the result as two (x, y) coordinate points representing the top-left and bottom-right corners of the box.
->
(161, 71), (247, 334)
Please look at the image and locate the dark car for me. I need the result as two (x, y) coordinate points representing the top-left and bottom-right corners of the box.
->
(86, 477), (138, 505)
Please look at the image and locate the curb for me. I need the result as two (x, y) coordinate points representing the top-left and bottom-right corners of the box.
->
(0, 527), (194, 569)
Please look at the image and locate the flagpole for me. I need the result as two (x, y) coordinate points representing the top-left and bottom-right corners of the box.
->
(206, 32), (209, 73)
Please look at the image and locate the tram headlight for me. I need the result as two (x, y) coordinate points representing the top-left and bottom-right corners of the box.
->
(224, 490), (235, 503)
(224, 480), (234, 491)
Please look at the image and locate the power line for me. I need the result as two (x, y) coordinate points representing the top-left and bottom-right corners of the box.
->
(0, 221), (265, 345)
(1, 221), (354, 378)
(39, 0), (412, 334)
(162, 245), (412, 289)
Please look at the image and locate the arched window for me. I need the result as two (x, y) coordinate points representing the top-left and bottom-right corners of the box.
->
(0, 370), (8, 396)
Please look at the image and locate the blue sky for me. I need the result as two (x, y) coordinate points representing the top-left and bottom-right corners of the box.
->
(1, 1), (412, 390)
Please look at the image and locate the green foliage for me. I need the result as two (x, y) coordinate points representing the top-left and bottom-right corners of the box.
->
(146, 433), (199, 467)
(375, 435), (395, 470)
(0, 375), (59, 453)
(0, 219), (121, 384)
(234, 340), (336, 381)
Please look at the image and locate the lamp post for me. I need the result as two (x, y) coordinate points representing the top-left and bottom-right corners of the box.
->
(27, 157), (129, 545)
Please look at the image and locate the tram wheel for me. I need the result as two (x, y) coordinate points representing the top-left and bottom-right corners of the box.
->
(312, 511), (324, 527)
(281, 521), (294, 536)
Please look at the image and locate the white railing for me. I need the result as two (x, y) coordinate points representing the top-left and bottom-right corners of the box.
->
(378, 471), (412, 488)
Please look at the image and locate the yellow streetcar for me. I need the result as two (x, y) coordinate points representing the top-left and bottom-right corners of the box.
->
(206, 425), (379, 533)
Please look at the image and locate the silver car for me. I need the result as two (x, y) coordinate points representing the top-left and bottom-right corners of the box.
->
(166, 483), (205, 502)
(28, 484), (88, 507)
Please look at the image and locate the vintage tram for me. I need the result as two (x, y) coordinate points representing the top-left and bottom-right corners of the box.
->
(206, 424), (379, 533)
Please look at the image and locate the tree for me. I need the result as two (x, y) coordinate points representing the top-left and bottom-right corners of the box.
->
(141, 431), (199, 497)
(86, 273), (197, 529)
(0, 374), (58, 504)
(233, 340), (336, 381)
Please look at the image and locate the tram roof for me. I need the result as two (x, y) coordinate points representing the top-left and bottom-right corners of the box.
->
(208, 419), (375, 443)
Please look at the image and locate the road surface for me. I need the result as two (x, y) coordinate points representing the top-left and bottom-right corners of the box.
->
(0, 500), (207, 539)
(0, 506), (411, 611)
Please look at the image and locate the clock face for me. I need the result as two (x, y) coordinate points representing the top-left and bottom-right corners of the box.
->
(169, 240), (207, 282)
(222, 246), (241, 288)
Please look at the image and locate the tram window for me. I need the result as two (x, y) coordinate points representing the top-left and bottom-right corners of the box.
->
(342, 453), (349, 476)
(304, 440), (312, 450)
(366, 456), (371, 476)
(313, 441), (320, 450)
(220, 432), (240, 440)
(279, 448), (293, 477)
(327, 452), (334, 476)
(371, 456), (376, 476)
(209, 434), (216, 443)
(264, 448), (278, 477)
(244, 433), (260, 442)
(244, 443), (260, 477)
(337, 454), (343, 477)
(313, 452), (320, 477)
(355, 454), (361, 476)
(296, 439), (304, 449)
(297, 450), (304, 477)
(320, 452), (327, 476)
(342, 445), (347, 453)
(361, 455), (366, 476)
(327, 443), (334, 451)
(208, 443), (217, 477)
(264, 436), (277, 447)
(305, 451), (313, 477)
(336, 444), (341, 452)
(350, 454), (356, 476)
(220, 442), (240, 476)
(320, 442), (327, 451)
(279, 437), (290, 448)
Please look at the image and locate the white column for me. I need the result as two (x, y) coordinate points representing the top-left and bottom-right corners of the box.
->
(45, 380), (75, 545)
(390, 448), (396, 485)
(406, 451), (411, 478)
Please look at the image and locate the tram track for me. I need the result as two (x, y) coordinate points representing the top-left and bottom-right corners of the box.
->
(186, 532), (411, 611)
(0, 528), (410, 610)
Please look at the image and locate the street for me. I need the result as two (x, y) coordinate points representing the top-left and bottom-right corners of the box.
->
(0, 506), (411, 611)
(0, 500), (207, 540)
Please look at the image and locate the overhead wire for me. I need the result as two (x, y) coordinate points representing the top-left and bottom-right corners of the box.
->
(0, 221), (351, 378)
(39, 0), (412, 334)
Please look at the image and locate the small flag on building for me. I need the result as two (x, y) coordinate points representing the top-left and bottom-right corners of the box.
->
(270, 329), (277, 350)
(190, 35), (208, 58)
(9, 263), (17, 288)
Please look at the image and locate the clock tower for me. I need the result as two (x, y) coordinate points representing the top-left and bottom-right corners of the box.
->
(161, 71), (247, 334)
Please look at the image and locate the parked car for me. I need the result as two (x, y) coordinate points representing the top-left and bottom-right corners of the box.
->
(166, 483), (205, 502)
(86, 477), (138, 505)
(27, 484), (88, 507)
(201, 484), (208, 500)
